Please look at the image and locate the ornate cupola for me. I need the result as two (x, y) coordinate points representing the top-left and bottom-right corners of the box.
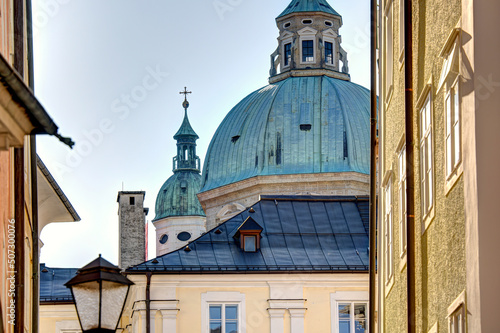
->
(173, 87), (201, 172)
(152, 88), (206, 256)
(269, 0), (350, 83)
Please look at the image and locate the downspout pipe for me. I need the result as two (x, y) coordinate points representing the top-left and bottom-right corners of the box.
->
(368, 0), (378, 331)
(25, 1), (40, 333)
(146, 272), (152, 333)
(404, 0), (416, 332)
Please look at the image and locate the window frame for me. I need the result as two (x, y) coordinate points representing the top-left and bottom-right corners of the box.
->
(383, 175), (394, 286)
(283, 41), (292, 68)
(399, 0), (405, 64)
(330, 291), (369, 333)
(298, 27), (317, 65)
(447, 291), (466, 333)
(325, 41), (334, 65)
(419, 92), (435, 229)
(397, 137), (407, 262)
(301, 39), (315, 63)
(444, 77), (462, 192)
(202, 292), (246, 333)
(384, 0), (394, 101)
(209, 304), (239, 333)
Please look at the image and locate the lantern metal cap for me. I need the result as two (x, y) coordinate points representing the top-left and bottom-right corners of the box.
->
(65, 254), (133, 287)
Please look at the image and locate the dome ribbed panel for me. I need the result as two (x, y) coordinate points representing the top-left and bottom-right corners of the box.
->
(154, 171), (205, 221)
(200, 76), (370, 193)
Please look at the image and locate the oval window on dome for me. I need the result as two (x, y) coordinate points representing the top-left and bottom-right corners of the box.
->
(283, 22), (291, 29)
(325, 20), (333, 27)
(302, 19), (313, 25)
(159, 234), (168, 244)
(177, 232), (191, 241)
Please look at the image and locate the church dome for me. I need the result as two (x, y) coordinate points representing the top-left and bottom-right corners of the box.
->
(153, 171), (205, 221)
(200, 75), (370, 193)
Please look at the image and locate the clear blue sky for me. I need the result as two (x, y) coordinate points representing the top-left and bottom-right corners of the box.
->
(34, 0), (371, 268)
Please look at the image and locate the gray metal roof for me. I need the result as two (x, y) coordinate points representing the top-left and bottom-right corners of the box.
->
(40, 264), (77, 303)
(127, 195), (369, 273)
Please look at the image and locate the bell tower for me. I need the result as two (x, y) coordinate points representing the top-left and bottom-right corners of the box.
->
(173, 87), (201, 172)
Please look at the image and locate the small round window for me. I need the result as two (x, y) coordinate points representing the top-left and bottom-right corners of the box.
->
(177, 232), (191, 241)
(325, 20), (333, 27)
(283, 22), (291, 28)
(159, 234), (168, 244)
(302, 19), (313, 25)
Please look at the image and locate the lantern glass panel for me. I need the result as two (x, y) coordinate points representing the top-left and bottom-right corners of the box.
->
(72, 281), (100, 331)
(101, 280), (130, 330)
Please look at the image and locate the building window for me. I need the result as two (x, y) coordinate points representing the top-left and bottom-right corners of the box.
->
(202, 292), (246, 333)
(445, 80), (461, 178)
(419, 95), (434, 220)
(331, 291), (369, 333)
(384, 178), (393, 283)
(338, 303), (367, 333)
(325, 41), (334, 64)
(129, 197), (135, 205)
(284, 42), (292, 67)
(384, 1), (394, 98)
(398, 144), (407, 258)
(210, 304), (239, 333)
(449, 305), (465, 333)
(243, 235), (256, 252)
(302, 40), (314, 62)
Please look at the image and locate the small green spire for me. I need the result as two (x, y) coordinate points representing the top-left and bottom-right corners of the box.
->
(173, 87), (201, 172)
(174, 87), (199, 140)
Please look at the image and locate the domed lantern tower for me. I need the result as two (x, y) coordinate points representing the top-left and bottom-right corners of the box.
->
(270, 0), (350, 81)
(152, 88), (206, 255)
(197, 0), (371, 230)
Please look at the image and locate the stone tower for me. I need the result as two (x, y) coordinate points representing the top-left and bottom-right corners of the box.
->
(152, 89), (206, 255)
(117, 191), (149, 269)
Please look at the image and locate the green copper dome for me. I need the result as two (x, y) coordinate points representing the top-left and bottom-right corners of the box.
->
(277, 0), (341, 19)
(153, 172), (205, 221)
(200, 75), (370, 193)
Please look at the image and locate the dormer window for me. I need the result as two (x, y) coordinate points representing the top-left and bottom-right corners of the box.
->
(233, 216), (263, 252)
(302, 40), (314, 62)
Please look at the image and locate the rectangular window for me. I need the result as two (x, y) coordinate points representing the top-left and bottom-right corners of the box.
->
(302, 40), (314, 62)
(338, 302), (367, 333)
(209, 304), (238, 333)
(384, 180), (393, 283)
(445, 80), (461, 178)
(449, 305), (465, 333)
(243, 235), (256, 252)
(420, 95), (434, 218)
(384, 2), (394, 98)
(129, 197), (135, 205)
(284, 43), (292, 66)
(398, 145), (407, 257)
(325, 41), (334, 64)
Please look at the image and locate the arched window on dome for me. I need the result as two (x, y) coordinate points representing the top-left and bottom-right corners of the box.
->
(183, 146), (188, 160)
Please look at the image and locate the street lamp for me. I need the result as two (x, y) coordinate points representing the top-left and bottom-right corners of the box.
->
(65, 254), (134, 333)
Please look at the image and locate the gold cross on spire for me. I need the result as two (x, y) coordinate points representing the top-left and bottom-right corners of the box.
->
(180, 87), (192, 101)
(180, 87), (192, 109)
